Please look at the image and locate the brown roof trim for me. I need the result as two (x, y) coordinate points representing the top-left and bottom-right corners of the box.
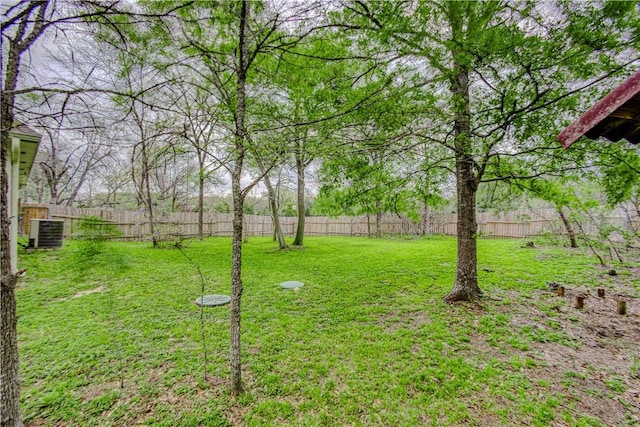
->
(558, 70), (640, 148)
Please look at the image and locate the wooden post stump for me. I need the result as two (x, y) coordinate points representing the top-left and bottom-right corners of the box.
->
(557, 286), (565, 297)
(597, 288), (605, 298)
(576, 294), (586, 309)
(617, 300), (627, 316)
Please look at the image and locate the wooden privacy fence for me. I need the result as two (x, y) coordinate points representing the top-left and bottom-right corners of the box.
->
(19, 203), (639, 241)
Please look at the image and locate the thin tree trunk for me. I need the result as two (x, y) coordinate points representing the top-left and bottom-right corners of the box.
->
(632, 195), (640, 225)
(421, 202), (430, 236)
(1, 45), (20, 427)
(229, 0), (249, 397)
(0, 7), (35, 423)
(557, 207), (577, 248)
(292, 150), (305, 246)
(50, 184), (59, 204)
(198, 160), (205, 240)
(142, 146), (157, 247)
(36, 179), (44, 203)
(0, 270), (20, 427)
(254, 155), (285, 248)
(65, 157), (94, 206)
(443, 67), (482, 302)
(375, 201), (382, 238)
(622, 205), (638, 237)
(575, 219), (606, 266)
(230, 174), (244, 395)
(264, 171), (286, 249)
(41, 163), (59, 204)
(1, 133), (21, 426)
(131, 149), (143, 207)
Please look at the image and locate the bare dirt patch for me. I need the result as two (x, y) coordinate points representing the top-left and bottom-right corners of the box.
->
(71, 285), (106, 299)
(485, 268), (640, 426)
(51, 286), (107, 303)
(377, 309), (432, 333)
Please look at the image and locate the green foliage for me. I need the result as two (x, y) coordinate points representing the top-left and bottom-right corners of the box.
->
(340, 0), (640, 217)
(281, 201), (296, 217)
(212, 200), (230, 213)
(73, 216), (121, 242)
(243, 204), (255, 215)
(601, 145), (640, 206)
(68, 216), (126, 275)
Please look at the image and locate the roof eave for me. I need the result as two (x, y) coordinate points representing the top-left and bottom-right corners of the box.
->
(558, 70), (640, 148)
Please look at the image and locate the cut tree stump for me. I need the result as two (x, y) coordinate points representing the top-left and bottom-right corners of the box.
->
(576, 294), (586, 309)
(557, 286), (565, 297)
(617, 300), (627, 316)
(597, 288), (605, 298)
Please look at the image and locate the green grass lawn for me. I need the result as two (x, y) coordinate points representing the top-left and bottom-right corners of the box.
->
(16, 236), (639, 426)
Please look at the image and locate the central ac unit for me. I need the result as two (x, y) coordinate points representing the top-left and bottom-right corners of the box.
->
(29, 219), (64, 249)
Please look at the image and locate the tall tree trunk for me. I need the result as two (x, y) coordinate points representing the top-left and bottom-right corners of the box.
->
(140, 143), (157, 247)
(557, 206), (577, 248)
(0, 268), (19, 427)
(1, 128), (21, 427)
(229, 0), (249, 397)
(65, 156), (95, 206)
(292, 149), (305, 246)
(421, 202), (430, 236)
(259, 163), (286, 249)
(375, 200), (382, 238)
(443, 67), (482, 302)
(1, 16), (28, 426)
(255, 155), (285, 248)
(198, 157), (205, 240)
(1, 54), (19, 427)
(632, 194), (640, 224)
(230, 169), (244, 396)
(36, 178), (44, 203)
(41, 163), (59, 204)
(131, 150), (143, 207)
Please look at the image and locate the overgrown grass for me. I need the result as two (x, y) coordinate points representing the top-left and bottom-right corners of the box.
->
(15, 236), (629, 425)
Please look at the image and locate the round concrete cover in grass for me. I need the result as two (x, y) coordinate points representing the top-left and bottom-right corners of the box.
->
(280, 281), (304, 289)
(194, 294), (231, 307)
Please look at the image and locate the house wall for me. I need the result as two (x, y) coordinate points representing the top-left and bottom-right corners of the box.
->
(8, 137), (20, 272)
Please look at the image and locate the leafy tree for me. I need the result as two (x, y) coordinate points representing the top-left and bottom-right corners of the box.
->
(0, 2), (95, 422)
(251, 145), (288, 248)
(1, 1), (189, 420)
(511, 177), (581, 248)
(121, 68), (174, 246)
(317, 146), (407, 237)
(314, 61), (439, 235)
(32, 117), (112, 205)
(171, 84), (227, 239)
(135, 0), (330, 395)
(272, 38), (360, 246)
(252, 26), (395, 246)
(598, 143), (640, 208)
(343, 0), (640, 301)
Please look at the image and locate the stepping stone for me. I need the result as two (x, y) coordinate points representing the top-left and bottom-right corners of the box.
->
(194, 294), (231, 307)
(280, 281), (304, 289)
